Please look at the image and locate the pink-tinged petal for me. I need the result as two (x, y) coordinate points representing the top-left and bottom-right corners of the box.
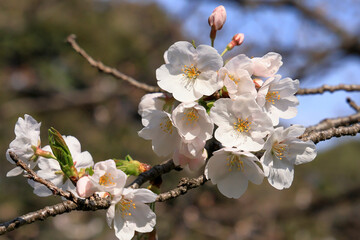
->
(252, 52), (282, 77)
(76, 176), (96, 198)
(224, 54), (253, 75)
(166, 41), (196, 70)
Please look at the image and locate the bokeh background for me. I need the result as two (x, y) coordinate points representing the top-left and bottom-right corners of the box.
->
(0, 0), (360, 239)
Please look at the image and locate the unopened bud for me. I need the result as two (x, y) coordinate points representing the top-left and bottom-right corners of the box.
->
(208, 5), (226, 46)
(208, 5), (226, 31)
(114, 155), (152, 176)
(226, 33), (245, 50)
(76, 176), (96, 198)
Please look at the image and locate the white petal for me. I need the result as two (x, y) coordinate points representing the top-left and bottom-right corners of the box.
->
(106, 204), (115, 228)
(131, 189), (157, 203)
(217, 172), (248, 199)
(129, 202), (156, 233)
(6, 167), (23, 177)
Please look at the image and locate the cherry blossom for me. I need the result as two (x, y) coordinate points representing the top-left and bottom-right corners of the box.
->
(77, 159), (127, 198)
(251, 52), (283, 77)
(205, 148), (264, 198)
(6, 114), (41, 177)
(156, 41), (223, 102)
(257, 75), (299, 125)
(210, 97), (273, 151)
(107, 188), (157, 240)
(218, 54), (256, 100)
(260, 125), (317, 190)
(138, 110), (181, 157)
(172, 102), (213, 141)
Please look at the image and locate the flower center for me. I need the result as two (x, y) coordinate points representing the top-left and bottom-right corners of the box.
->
(182, 108), (199, 125)
(233, 118), (251, 132)
(117, 198), (136, 217)
(99, 173), (115, 186)
(159, 118), (173, 134)
(265, 91), (280, 104)
(227, 74), (239, 85)
(181, 64), (200, 90)
(226, 155), (244, 172)
(272, 141), (287, 160)
(182, 64), (200, 80)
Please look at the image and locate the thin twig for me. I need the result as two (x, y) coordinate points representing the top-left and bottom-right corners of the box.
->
(156, 175), (207, 202)
(66, 34), (161, 93)
(0, 197), (110, 235)
(302, 112), (360, 136)
(300, 123), (360, 144)
(296, 84), (360, 95)
(8, 152), (74, 201)
(346, 97), (360, 112)
(129, 159), (178, 189)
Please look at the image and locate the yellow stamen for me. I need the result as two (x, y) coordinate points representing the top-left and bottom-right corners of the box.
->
(99, 173), (115, 186)
(265, 91), (280, 104)
(227, 74), (240, 85)
(117, 198), (136, 218)
(182, 64), (200, 81)
(182, 108), (199, 125)
(272, 141), (287, 160)
(233, 118), (251, 132)
(159, 118), (174, 134)
(226, 155), (245, 172)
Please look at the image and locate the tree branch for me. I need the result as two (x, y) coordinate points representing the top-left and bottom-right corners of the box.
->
(300, 123), (360, 144)
(0, 197), (111, 235)
(66, 34), (161, 93)
(156, 175), (207, 202)
(296, 84), (360, 95)
(8, 152), (74, 201)
(346, 97), (360, 112)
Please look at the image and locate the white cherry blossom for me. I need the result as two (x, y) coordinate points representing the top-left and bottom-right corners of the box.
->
(219, 54), (257, 100)
(257, 75), (299, 125)
(6, 114), (41, 177)
(205, 148), (264, 198)
(210, 97), (273, 151)
(172, 102), (213, 141)
(138, 110), (181, 157)
(260, 125), (317, 190)
(251, 52), (282, 77)
(156, 41), (223, 102)
(138, 93), (176, 127)
(107, 188), (157, 240)
(173, 147), (207, 171)
(77, 160), (127, 198)
(29, 136), (94, 197)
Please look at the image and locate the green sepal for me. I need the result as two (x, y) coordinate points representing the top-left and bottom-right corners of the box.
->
(48, 127), (78, 184)
(114, 155), (151, 176)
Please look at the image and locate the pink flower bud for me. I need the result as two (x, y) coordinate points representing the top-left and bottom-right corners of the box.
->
(76, 176), (96, 198)
(226, 33), (245, 50)
(208, 5), (227, 31)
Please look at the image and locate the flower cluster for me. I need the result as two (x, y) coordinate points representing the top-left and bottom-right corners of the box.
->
(139, 6), (316, 199)
(5, 115), (157, 240)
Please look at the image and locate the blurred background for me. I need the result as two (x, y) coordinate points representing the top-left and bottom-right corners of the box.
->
(0, 0), (360, 239)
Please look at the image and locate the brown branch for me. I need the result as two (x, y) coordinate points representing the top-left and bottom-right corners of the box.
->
(346, 97), (360, 112)
(296, 84), (360, 95)
(156, 175), (207, 202)
(0, 197), (110, 235)
(66, 34), (161, 93)
(8, 152), (74, 201)
(300, 123), (360, 144)
(302, 112), (360, 135)
(129, 159), (179, 188)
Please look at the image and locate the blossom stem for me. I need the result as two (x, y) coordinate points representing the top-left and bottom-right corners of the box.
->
(220, 48), (228, 57)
